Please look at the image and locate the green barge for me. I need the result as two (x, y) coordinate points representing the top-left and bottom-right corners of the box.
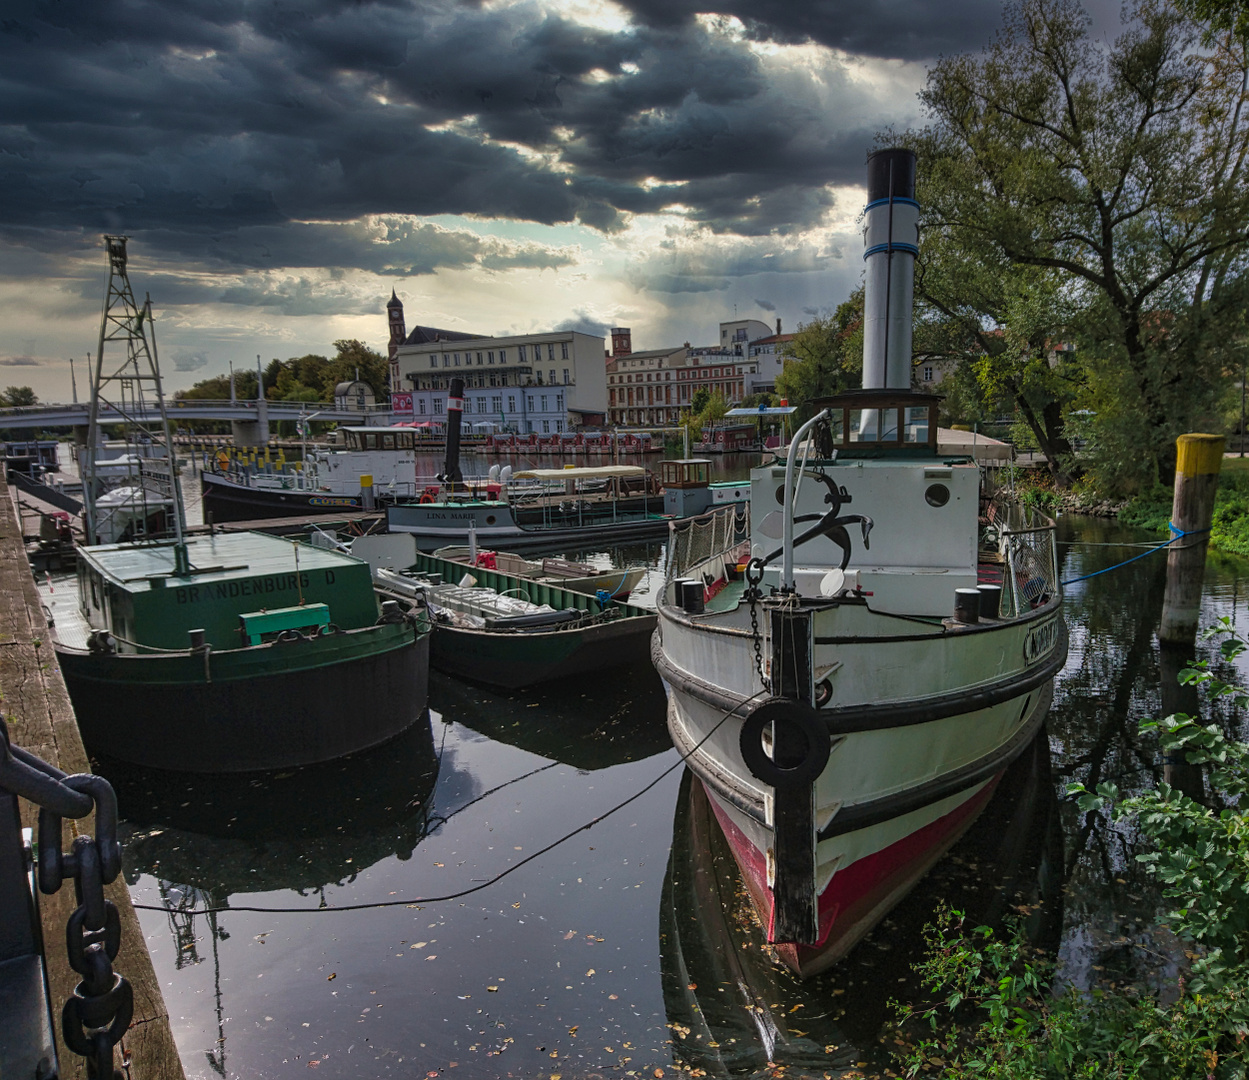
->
(41, 532), (429, 773)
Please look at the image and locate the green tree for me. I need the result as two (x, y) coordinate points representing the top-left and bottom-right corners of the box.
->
(325, 339), (388, 401)
(690, 387), (711, 415)
(911, 253), (1083, 483)
(774, 289), (864, 423)
(911, 0), (1249, 494)
(2, 386), (37, 406)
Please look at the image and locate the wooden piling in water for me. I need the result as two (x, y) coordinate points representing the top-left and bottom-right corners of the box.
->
(1158, 433), (1224, 801)
(1159, 433), (1225, 646)
(0, 482), (185, 1079)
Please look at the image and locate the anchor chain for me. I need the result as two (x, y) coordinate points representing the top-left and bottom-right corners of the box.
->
(0, 718), (132, 1078)
(745, 558), (769, 693)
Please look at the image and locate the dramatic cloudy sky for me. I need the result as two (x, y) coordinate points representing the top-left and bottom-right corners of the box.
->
(0, 0), (1116, 400)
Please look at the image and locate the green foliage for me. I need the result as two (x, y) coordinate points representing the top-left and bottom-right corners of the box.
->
(896, 623), (1249, 1077)
(774, 289), (863, 424)
(898, 907), (1249, 1078)
(908, 0), (1249, 496)
(1, 386), (38, 406)
(690, 387), (711, 415)
(1121, 462), (1249, 557)
(682, 389), (730, 441)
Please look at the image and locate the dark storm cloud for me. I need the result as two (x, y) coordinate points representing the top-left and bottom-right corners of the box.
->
(0, 0), (929, 296)
(754, 299), (776, 311)
(0, 356), (40, 366)
(607, 0), (1007, 60)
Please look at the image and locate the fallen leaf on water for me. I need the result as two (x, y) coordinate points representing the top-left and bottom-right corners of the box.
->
(564, 931), (576, 940)
(687, 982), (696, 990)
(609, 994), (618, 1000)
(513, 903), (521, 908)
(487, 986), (499, 992)
(327, 973), (336, 981)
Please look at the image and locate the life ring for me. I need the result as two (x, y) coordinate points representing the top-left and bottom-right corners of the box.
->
(738, 698), (831, 790)
(419, 493), (436, 504)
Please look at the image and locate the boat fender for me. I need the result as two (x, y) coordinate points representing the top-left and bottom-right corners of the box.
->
(739, 698), (831, 790)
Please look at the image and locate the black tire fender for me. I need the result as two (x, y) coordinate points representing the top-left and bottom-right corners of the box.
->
(738, 697), (831, 790)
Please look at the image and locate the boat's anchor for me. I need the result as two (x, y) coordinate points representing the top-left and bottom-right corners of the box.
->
(739, 698), (831, 790)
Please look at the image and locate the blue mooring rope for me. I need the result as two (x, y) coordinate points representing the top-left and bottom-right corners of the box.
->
(1059, 521), (1210, 587)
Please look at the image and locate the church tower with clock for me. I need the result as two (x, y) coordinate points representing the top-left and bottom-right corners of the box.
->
(386, 289), (406, 392)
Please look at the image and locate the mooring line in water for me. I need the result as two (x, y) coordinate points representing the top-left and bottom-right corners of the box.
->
(132, 689), (768, 918)
(1059, 523), (1209, 587)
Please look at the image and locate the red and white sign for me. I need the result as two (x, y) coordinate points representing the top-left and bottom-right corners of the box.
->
(392, 391), (413, 416)
(447, 396), (464, 413)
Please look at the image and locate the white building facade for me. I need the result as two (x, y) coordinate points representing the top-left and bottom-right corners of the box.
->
(393, 331), (607, 434)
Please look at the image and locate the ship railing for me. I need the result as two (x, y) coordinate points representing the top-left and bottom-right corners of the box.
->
(662, 503), (749, 596)
(993, 500), (1060, 618)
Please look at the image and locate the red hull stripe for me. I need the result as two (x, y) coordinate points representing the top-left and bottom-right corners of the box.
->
(704, 774), (1000, 968)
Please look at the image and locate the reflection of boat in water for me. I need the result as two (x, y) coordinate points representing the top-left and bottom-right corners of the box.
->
(116, 713), (441, 896)
(659, 731), (1064, 1077)
(429, 661), (672, 770)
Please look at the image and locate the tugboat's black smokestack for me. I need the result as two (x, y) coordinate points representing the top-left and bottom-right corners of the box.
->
(442, 377), (465, 491)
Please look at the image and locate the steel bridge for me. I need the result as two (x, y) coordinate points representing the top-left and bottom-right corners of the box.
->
(0, 400), (394, 429)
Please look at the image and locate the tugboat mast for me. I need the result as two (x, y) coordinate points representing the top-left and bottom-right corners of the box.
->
(84, 235), (188, 565)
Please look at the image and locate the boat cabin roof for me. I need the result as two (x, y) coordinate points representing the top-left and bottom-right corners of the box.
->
(510, 465), (646, 481)
(725, 406), (797, 416)
(78, 532), (365, 593)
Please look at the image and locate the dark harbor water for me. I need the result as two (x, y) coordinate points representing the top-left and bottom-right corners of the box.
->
(98, 490), (1249, 1079)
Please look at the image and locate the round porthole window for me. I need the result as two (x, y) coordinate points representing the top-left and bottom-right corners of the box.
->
(925, 483), (950, 508)
(775, 485), (787, 505)
(485, 515), (497, 525)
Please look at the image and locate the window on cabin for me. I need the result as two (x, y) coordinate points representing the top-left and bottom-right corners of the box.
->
(382, 433), (395, 450)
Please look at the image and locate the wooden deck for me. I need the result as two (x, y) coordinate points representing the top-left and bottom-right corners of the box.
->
(0, 483), (185, 1079)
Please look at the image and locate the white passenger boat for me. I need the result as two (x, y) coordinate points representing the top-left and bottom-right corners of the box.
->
(650, 148), (1067, 977)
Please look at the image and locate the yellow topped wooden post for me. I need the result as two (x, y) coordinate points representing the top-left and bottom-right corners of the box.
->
(1159, 432), (1225, 646)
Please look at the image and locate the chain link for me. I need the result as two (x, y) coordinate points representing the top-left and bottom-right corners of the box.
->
(745, 558), (770, 693)
(1, 718), (132, 1078)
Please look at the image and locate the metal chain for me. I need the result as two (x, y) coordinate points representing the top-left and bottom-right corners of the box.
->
(745, 558), (770, 693)
(0, 718), (132, 1078)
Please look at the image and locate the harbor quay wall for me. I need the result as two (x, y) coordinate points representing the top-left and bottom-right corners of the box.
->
(0, 481), (186, 1079)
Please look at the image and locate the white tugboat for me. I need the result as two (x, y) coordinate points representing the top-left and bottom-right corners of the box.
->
(651, 148), (1067, 976)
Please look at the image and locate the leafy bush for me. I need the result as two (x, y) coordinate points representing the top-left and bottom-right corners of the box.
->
(895, 621), (1249, 1078)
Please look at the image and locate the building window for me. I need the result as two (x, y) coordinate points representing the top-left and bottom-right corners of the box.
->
(418, 399), (426, 414)
(518, 345), (527, 362)
(500, 374), (508, 386)
(560, 342), (568, 360)
(430, 355), (439, 368)
(547, 343), (555, 362)
(542, 419), (550, 433)
(454, 353), (461, 366)
(527, 395), (534, 411)
(477, 398), (487, 413)
(491, 396), (502, 413)
(498, 349), (507, 363)
(556, 393), (563, 410)
(541, 395), (547, 411)
(562, 368), (569, 384)
(434, 399), (444, 414)
(923, 366), (934, 382)
(549, 368), (556, 385)
(508, 395), (516, 411)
